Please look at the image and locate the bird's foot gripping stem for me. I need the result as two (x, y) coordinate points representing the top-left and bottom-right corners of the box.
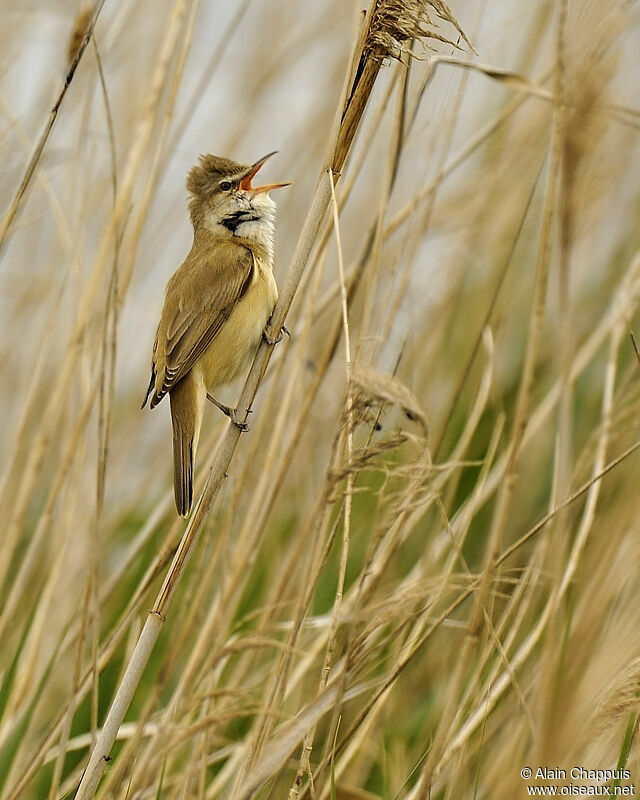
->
(262, 323), (290, 347)
(206, 394), (249, 432)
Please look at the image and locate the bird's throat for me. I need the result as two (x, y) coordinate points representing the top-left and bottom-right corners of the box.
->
(204, 213), (274, 263)
(220, 210), (260, 234)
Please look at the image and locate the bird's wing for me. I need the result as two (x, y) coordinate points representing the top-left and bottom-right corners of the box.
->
(143, 240), (254, 408)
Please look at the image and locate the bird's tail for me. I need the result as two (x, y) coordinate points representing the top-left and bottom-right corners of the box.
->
(170, 375), (204, 517)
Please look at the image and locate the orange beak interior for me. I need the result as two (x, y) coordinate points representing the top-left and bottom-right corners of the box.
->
(239, 152), (291, 195)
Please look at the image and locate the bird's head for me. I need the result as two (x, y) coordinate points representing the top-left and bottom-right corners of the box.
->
(186, 152), (290, 238)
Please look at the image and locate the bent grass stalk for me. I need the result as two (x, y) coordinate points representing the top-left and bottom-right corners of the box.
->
(0, 0), (108, 257)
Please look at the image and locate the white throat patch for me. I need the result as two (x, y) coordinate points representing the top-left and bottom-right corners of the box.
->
(236, 214), (274, 258)
(204, 193), (276, 261)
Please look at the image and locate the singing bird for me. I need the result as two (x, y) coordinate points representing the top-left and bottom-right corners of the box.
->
(143, 152), (290, 516)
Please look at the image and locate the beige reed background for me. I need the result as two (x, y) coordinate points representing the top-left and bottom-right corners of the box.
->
(1, 0), (640, 798)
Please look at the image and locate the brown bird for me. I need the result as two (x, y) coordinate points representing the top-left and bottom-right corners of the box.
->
(143, 152), (290, 516)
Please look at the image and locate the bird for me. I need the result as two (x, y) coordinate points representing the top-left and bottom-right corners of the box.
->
(142, 151), (291, 517)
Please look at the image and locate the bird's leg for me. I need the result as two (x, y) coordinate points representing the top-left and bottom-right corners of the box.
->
(206, 393), (249, 432)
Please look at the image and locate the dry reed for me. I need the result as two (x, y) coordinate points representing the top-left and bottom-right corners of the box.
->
(1, 1), (640, 799)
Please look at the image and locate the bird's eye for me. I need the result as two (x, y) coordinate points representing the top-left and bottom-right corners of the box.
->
(220, 181), (232, 191)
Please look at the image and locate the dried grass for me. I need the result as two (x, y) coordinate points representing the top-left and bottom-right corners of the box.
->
(1, 0), (640, 799)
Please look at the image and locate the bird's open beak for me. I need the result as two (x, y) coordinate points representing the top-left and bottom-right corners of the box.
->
(239, 151), (292, 195)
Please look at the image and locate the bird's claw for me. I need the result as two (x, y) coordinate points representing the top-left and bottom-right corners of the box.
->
(263, 323), (291, 346)
(206, 393), (249, 431)
(263, 327), (283, 346)
(228, 409), (249, 432)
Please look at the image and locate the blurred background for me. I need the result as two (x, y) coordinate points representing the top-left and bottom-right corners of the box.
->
(1, 1), (640, 798)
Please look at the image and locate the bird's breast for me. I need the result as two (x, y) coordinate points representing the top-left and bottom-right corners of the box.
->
(195, 256), (278, 390)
